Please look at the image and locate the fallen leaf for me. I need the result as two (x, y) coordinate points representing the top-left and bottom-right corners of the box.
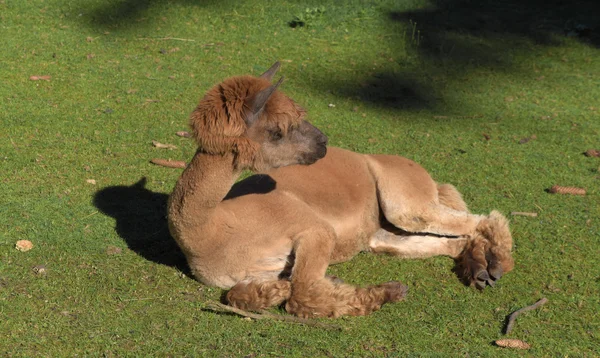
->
(15, 240), (33, 252)
(33, 265), (47, 275)
(86, 179), (96, 185)
(152, 140), (177, 150)
(483, 133), (491, 141)
(519, 134), (536, 144)
(86, 36), (94, 42)
(30, 75), (51, 81)
(176, 131), (191, 138)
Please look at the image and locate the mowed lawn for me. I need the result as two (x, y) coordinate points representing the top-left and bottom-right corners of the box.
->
(1, 0), (599, 355)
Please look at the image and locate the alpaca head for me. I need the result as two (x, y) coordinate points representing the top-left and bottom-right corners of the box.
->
(189, 62), (328, 171)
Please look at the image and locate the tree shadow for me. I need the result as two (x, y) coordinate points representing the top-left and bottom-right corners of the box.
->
(391, 0), (600, 53)
(81, 0), (220, 32)
(93, 177), (188, 273)
(321, 0), (598, 114)
(327, 71), (435, 111)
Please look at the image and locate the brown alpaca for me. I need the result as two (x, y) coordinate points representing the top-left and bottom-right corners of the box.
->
(167, 62), (514, 318)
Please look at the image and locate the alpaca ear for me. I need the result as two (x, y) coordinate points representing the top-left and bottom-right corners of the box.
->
(259, 61), (281, 81)
(246, 76), (284, 126)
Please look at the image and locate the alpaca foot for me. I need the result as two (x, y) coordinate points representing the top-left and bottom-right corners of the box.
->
(226, 280), (291, 311)
(457, 211), (514, 290)
(285, 280), (408, 318)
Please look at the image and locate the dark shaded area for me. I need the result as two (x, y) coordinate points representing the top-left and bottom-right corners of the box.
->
(391, 0), (600, 52)
(93, 177), (188, 272)
(328, 0), (599, 112)
(81, 0), (220, 31)
(224, 174), (277, 200)
(93, 175), (278, 272)
(330, 72), (435, 110)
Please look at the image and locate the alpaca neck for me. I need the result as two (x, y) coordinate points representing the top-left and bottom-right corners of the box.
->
(168, 150), (240, 235)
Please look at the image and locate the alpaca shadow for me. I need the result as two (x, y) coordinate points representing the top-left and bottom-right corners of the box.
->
(93, 175), (278, 273)
(93, 177), (188, 273)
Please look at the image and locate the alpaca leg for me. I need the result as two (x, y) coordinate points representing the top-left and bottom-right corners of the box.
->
(226, 279), (292, 311)
(285, 228), (407, 318)
(369, 229), (468, 259)
(437, 183), (468, 212)
(367, 155), (483, 237)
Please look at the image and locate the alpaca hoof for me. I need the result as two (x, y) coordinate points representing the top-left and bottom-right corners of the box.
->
(489, 265), (503, 281)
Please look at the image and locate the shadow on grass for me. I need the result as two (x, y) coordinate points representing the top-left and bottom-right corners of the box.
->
(81, 0), (223, 32)
(391, 0), (600, 52)
(324, 0), (598, 113)
(93, 177), (188, 273)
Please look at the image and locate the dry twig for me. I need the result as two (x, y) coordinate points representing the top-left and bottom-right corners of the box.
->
(152, 140), (177, 150)
(504, 297), (548, 334)
(137, 37), (196, 42)
(510, 212), (538, 217)
(548, 185), (586, 196)
(204, 301), (343, 331)
(150, 158), (186, 169)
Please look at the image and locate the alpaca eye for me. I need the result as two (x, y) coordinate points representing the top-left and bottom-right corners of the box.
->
(270, 130), (283, 141)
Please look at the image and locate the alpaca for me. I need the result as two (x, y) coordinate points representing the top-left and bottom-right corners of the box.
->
(167, 62), (514, 318)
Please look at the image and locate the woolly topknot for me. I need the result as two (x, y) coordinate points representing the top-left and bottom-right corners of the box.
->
(189, 75), (305, 169)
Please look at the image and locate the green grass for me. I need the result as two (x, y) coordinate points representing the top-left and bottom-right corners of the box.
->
(1, 0), (599, 355)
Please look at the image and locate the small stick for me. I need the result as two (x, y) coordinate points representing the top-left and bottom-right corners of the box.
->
(510, 212), (538, 217)
(548, 185), (586, 195)
(504, 298), (548, 334)
(150, 158), (186, 169)
(204, 301), (343, 331)
(152, 140), (177, 149)
(176, 131), (191, 138)
(137, 37), (196, 42)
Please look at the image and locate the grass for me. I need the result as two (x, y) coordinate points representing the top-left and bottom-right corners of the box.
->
(1, 0), (599, 355)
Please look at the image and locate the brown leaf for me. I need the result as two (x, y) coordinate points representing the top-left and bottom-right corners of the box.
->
(519, 134), (536, 144)
(152, 140), (177, 150)
(30, 75), (51, 81)
(176, 131), (191, 138)
(483, 133), (491, 141)
(33, 265), (47, 275)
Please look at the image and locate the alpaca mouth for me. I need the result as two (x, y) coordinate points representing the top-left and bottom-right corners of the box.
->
(299, 144), (327, 165)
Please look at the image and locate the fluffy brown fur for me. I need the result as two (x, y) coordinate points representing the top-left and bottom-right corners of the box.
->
(167, 63), (514, 318)
(190, 75), (305, 170)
